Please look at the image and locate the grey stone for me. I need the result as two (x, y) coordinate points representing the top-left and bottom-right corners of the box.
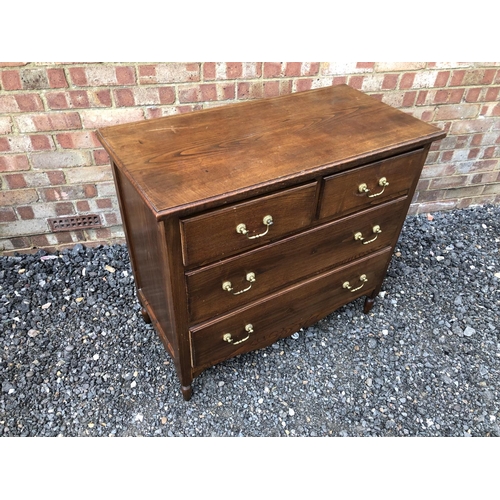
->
(463, 327), (476, 337)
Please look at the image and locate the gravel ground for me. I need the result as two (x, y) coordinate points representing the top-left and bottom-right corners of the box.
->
(1, 204), (499, 437)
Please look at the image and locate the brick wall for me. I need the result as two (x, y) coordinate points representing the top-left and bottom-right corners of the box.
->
(1, 62), (499, 255)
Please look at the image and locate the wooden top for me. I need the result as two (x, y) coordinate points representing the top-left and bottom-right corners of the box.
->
(97, 85), (445, 217)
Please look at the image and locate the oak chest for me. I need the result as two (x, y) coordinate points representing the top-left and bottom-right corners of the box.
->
(97, 85), (445, 400)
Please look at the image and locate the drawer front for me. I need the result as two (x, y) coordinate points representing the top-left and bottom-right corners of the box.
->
(186, 196), (408, 324)
(180, 182), (317, 267)
(190, 247), (392, 371)
(319, 148), (426, 221)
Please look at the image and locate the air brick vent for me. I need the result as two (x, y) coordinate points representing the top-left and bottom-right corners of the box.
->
(48, 214), (102, 232)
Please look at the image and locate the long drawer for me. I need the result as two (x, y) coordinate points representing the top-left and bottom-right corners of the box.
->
(319, 148), (426, 221)
(190, 247), (392, 371)
(186, 196), (407, 324)
(180, 182), (318, 268)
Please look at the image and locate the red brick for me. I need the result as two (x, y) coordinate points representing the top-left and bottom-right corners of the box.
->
(455, 135), (469, 149)
(46, 92), (68, 109)
(465, 87), (481, 102)
(15, 94), (44, 111)
(356, 62), (375, 69)
(159, 87), (175, 104)
(348, 75), (364, 90)
(202, 63), (215, 80)
(116, 66), (135, 85)
(433, 88), (464, 104)
(332, 76), (347, 86)
(0, 63), (28, 67)
(382, 74), (398, 90)
(5, 173), (27, 189)
(103, 213), (118, 225)
(54, 232), (74, 244)
(441, 150), (453, 161)
(483, 69), (496, 84)
(0, 154), (30, 172)
(115, 88), (135, 107)
(471, 134), (483, 146)
(69, 67), (88, 86)
(416, 179), (431, 191)
(482, 146), (496, 158)
(1, 70), (22, 90)
(416, 90), (428, 105)
(264, 62), (282, 78)
(400, 73), (415, 89)
(39, 185), (86, 202)
(402, 91), (417, 107)
(46, 90), (91, 109)
(450, 70), (465, 86)
(179, 83), (229, 103)
(414, 188), (444, 203)
(484, 87), (499, 102)
(470, 172), (498, 184)
(55, 202), (75, 216)
(199, 84), (217, 101)
(139, 64), (157, 83)
(295, 79), (313, 92)
(284, 63), (301, 77)
(94, 89), (112, 107)
(0, 138), (11, 151)
(76, 200), (90, 212)
(96, 198), (113, 209)
(47, 68), (68, 88)
(84, 184), (97, 197)
(91, 228), (111, 240)
(30, 135), (52, 150)
(17, 112), (81, 132)
(226, 63), (243, 79)
(237, 81), (263, 100)
(56, 131), (100, 149)
(263, 81), (280, 98)
(93, 149), (110, 165)
(16, 206), (35, 220)
(0, 207), (17, 222)
(31, 234), (50, 247)
(0, 95), (19, 112)
(221, 83), (235, 100)
(47, 170), (66, 185)
(435, 71), (450, 87)
(448, 88), (465, 103)
(468, 148), (480, 159)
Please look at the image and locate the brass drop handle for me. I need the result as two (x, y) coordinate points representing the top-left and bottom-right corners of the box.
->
(236, 215), (273, 239)
(223, 324), (254, 345)
(222, 272), (256, 295)
(358, 177), (389, 198)
(354, 225), (382, 245)
(343, 274), (368, 292)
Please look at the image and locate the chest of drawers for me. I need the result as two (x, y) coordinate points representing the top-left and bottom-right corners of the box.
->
(97, 84), (445, 400)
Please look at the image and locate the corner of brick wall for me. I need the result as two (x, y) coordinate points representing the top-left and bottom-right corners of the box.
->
(1, 62), (499, 254)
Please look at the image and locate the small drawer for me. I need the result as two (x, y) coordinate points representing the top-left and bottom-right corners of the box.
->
(319, 148), (426, 221)
(190, 247), (392, 371)
(180, 182), (317, 267)
(186, 196), (408, 324)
